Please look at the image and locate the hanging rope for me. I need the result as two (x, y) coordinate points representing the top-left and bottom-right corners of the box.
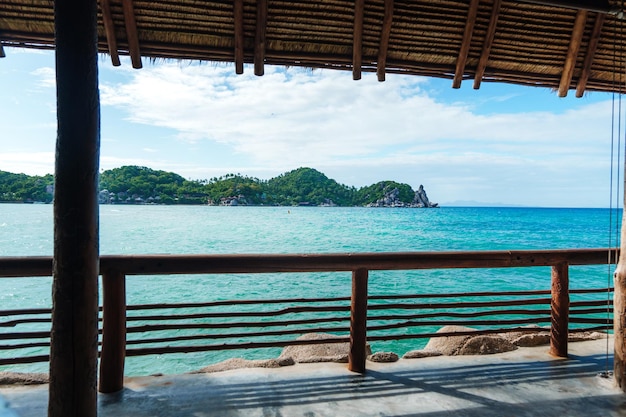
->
(602, 5), (625, 378)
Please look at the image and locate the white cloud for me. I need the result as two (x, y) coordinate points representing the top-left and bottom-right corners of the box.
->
(0, 152), (55, 175)
(30, 67), (56, 89)
(101, 64), (612, 161)
(3, 53), (620, 207)
(96, 63), (618, 206)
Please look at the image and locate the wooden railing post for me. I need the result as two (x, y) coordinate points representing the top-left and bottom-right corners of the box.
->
(349, 268), (368, 373)
(99, 270), (126, 393)
(550, 261), (569, 357)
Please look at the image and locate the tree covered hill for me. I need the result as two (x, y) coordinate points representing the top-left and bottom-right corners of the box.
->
(0, 171), (54, 203)
(0, 166), (438, 207)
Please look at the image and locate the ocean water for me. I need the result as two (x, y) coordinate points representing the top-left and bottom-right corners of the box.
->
(0, 204), (620, 375)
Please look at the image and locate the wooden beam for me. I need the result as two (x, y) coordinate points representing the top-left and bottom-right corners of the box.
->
(453, 0), (480, 89)
(0, 248), (616, 278)
(575, 13), (605, 97)
(234, 0), (244, 74)
(376, 0), (394, 82)
(353, 0), (365, 80)
(254, 0), (267, 76)
(50, 0), (100, 413)
(0, 44), (5, 58)
(99, 0), (121, 66)
(121, 0), (142, 69)
(474, 0), (502, 89)
(558, 10), (587, 97)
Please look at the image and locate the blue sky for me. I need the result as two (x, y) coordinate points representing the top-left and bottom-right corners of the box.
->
(0, 46), (623, 207)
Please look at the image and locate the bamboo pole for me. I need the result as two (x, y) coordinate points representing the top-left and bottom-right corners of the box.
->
(576, 13), (605, 97)
(352, 0), (364, 80)
(49, 0), (100, 413)
(474, 0), (502, 89)
(99, 270), (126, 393)
(558, 10), (587, 97)
(121, 0), (142, 69)
(254, 0), (267, 76)
(234, 0), (244, 74)
(376, 0), (394, 82)
(99, 0), (121, 66)
(549, 262), (569, 357)
(349, 268), (368, 373)
(452, 0), (479, 88)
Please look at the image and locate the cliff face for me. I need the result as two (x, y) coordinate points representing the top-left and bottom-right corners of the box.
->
(367, 185), (438, 208)
(414, 185), (438, 208)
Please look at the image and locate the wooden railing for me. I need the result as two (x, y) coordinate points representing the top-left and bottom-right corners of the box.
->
(0, 248), (617, 393)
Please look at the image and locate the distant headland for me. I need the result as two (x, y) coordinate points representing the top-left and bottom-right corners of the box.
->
(0, 166), (438, 208)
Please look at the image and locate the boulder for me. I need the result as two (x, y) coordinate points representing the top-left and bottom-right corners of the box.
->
(501, 326), (605, 347)
(424, 326), (518, 356)
(423, 325), (477, 356)
(367, 352), (399, 363)
(0, 372), (49, 385)
(568, 331), (606, 342)
(402, 350), (443, 359)
(279, 333), (371, 363)
(511, 333), (551, 347)
(193, 357), (295, 374)
(457, 335), (517, 355)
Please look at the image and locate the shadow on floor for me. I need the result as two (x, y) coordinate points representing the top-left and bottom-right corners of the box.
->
(93, 353), (626, 417)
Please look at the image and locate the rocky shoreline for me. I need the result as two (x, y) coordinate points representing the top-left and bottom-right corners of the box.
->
(191, 327), (605, 374)
(0, 326), (606, 385)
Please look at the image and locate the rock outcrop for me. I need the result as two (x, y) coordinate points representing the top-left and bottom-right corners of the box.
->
(414, 185), (438, 208)
(367, 185), (438, 208)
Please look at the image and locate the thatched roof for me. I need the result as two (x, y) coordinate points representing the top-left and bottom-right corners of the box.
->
(1, 0), (625, 96)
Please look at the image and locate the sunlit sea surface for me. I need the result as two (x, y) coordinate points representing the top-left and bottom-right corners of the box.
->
(0, 204), (620, 375)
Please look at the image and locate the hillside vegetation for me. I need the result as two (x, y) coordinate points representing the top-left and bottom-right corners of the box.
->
(0, 166), (438, 207)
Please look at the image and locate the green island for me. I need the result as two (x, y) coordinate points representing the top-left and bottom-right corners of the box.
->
(0, 166), (438, 207)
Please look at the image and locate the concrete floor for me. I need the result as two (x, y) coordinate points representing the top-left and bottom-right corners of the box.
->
(2, 338), (626, 417)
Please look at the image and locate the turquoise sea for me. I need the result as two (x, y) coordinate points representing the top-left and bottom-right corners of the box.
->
(0, 204), (620, 375)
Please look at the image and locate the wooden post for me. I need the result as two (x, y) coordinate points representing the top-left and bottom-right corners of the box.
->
(99, 270), (126, 393)
(49, 0), (100, 414)
(349, 268), (368, 373)
(550, 262), (569, 358)
(615, 207), (626, 390)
